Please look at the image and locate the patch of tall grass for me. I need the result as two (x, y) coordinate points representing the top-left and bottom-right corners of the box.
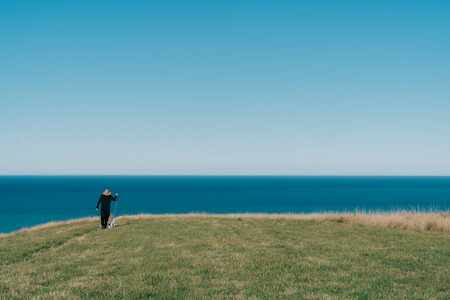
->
(118, 210), (450, 234)
(2, 210), (449, 238)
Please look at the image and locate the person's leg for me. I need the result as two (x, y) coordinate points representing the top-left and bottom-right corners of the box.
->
(101, 210), (107, 228)
(104, 210), (111, 227)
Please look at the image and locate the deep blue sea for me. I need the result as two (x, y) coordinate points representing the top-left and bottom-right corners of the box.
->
(1, 176), (449, 234)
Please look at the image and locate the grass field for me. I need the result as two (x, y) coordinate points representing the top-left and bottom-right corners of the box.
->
(1, 215), (449, 299)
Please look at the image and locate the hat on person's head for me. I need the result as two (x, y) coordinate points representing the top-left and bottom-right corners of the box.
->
(103, 189), (111, 196)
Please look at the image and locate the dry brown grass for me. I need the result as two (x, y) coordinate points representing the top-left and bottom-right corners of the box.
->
(118, 211), (450, 234)
(2, 212), (449, 238)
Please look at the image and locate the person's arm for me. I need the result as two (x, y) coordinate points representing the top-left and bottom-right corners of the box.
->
(113, 193), (118, 201)
(96, 196), (102, 210)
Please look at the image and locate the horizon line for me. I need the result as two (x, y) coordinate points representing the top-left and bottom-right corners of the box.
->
(1, 174), (450, 177)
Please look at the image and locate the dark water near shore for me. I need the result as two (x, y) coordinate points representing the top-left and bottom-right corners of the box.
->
(1, 176), (449, 234)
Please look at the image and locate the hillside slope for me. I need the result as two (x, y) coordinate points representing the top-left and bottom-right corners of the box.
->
(1, 216), (449, 299)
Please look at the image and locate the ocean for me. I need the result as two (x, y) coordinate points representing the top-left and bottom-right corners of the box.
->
(1, 176), (449, 234)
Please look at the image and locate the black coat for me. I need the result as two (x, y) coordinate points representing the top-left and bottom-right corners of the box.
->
(96, 194), (118, 211)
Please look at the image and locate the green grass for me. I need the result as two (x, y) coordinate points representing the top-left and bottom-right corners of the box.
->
(1, 216), (449, 299)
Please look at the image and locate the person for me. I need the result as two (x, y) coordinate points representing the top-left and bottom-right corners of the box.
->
(96, 189), (118, 229)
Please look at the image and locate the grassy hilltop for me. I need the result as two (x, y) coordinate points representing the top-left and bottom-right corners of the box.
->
(1, 215), (449, 299)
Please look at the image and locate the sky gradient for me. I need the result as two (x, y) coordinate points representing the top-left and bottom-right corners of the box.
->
(1, 1), (449, 175)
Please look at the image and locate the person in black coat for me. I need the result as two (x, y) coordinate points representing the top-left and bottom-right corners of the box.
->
(96, 189), (118, 229)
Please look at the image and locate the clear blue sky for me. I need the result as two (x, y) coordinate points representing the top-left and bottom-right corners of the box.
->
(1, 1), (449, 175)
